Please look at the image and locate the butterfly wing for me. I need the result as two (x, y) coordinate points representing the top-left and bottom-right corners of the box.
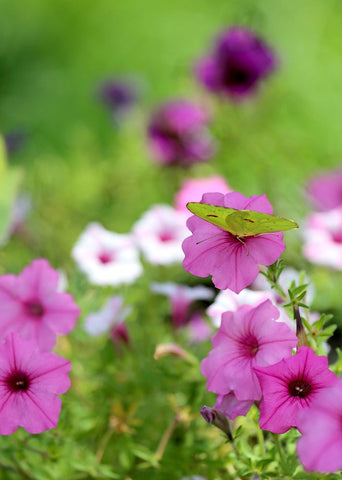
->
(225, 210), (299, 236)
(187, 202), (298, 237)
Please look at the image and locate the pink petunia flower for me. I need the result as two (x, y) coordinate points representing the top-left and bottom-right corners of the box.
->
(254, 346), (337, 434)
(0, 332), (71, 435)
(175, 176), (231, 215)
(297, 378), (342, 473)
(72, 222), (143, 285)
(303, 208), (342, 269)
(214, 391), (254, 419)
(201, 300), (297, 401)
(0, 259), (80, 351)
(307, 169), (342, 211)
(132, 205), (189, 265)
(151, 282), (213, 328)
(186, 312), (212, 343)
(182, 192), (285, 293)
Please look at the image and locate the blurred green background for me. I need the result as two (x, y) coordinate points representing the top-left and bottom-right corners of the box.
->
(2, 0), (342, 478)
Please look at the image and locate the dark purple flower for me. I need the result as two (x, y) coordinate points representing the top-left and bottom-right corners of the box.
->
(147, 100), (216, 167)
(4, 131), (27, 155)
(195, 27), (277, 100)
(98, 78), (139, 119)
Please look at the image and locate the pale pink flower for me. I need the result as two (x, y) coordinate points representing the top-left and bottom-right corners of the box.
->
(207, 287), (273, 328)
(0, 332), (71, 435)
(303, 208), (342, 269)
(297, 378), (342, 473)
(0, 259), (80, 351)
(72, 222), (143, 285)
(182, 192), (285, 293)
(255, 346), (337, 434)
(84, 296), (132, 336)
(175, 176), (231, 215)
(151, 282), (213, 328)
(307, 169), (342, 211)
(132, 205), (188, 265)
(201, 300), (297, 401)
(186, 312), (212, 343)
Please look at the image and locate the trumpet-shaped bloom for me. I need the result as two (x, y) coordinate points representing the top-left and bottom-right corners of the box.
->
(297, 379), (342, 473)
(0, 259), (80, 351)
(72, 222), (143, 286)
(175, 176), (231, 215)
(182, 192), (285, 293)
(214, 392), (254, 419)
(303, 208), (342, 269)
(132, 205), (188, 265)
(151, 282), (213, 328)
(255, 347), (337, 434)
(307, 169), (342, 211)
(201, 300), (297, 401)
(195, 27), (276, 100)
(84, 296), (132, 336)
(147, 100), (216, 167)
(0, 333), (71, 435)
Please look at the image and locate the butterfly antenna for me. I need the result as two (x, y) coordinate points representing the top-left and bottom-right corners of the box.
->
(196, 232), (224, 245)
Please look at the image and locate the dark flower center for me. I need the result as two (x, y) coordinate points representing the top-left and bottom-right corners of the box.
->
(226, 66), (250, 86)
(288, 379), (312, 398)
(240, 335), (259, 357)
(6, 371), (30, 392)
(159, 231), (174, 242)
(98, 252), (114, 264)
(332, 231), (342, 244)
(25, 300), (44, 317)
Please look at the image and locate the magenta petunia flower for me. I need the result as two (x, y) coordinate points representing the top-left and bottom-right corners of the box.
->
(0, 332), (71, 435)
(255, 346), (337, 434)
(174, 176), (231, 215)
(182, 192), (285, 293)
(195, 27), (276, 100)
(147, 99), (216, 167)
(297, 378), (342, 473)
(201, 300), (297, 401)
(307, 169), (342, 211)
(0, 259), (80, 351)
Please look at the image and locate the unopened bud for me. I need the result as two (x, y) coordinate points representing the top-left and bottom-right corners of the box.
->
(200, 405), (233, 441)
(154, 343), (189, 361)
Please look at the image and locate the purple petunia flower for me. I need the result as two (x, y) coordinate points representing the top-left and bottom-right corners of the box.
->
(195, 27), (276, 100)
(147, 100), (216, 167)
(0, 259), (80, 351)
(297, 378), (342, 473)
(201, 300), (297, 401)
(182, 192), (285, 293)
(98, 78), (139, 121)
(254, 346), (337, 434)
(0, 333), (71, 435)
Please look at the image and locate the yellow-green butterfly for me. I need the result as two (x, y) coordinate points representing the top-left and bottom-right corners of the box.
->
(187, 202), (298, 237)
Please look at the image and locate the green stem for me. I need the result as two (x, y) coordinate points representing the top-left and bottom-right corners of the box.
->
(274, 434), (285, 463)
(256, 426), (265, 456)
